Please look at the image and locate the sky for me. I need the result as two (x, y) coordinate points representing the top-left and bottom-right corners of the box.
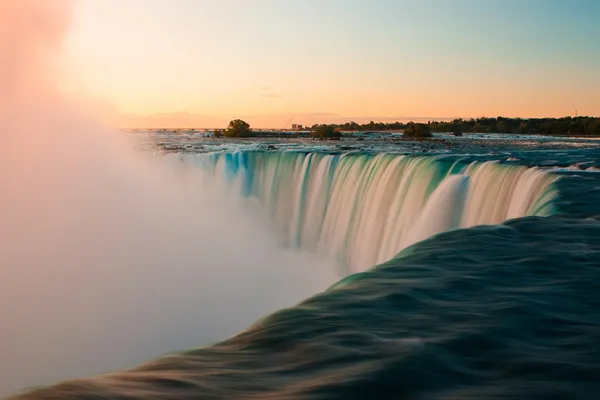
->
(64, 0), (600, 128)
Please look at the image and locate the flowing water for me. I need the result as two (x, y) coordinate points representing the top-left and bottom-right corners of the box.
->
(4, 1), (600, 399)
(1, 1), (337, 396)
(172, 151), (558, 272)
(8, 148), (600, 399)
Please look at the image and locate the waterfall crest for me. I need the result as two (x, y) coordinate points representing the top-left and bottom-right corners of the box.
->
(173, 151), (559, 272)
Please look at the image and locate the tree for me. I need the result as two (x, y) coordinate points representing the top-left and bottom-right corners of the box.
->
(451, 124), (464, 136)
(224, 119), (252, 137)
(568, 121), (585, 136)
(451, 119), (465, 136)
(593, 121), (600, 136)
(310, 124), (341, 139)
(403, 122), (431, 138)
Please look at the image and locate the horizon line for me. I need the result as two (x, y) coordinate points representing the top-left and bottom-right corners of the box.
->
(116, 114), (596, 130)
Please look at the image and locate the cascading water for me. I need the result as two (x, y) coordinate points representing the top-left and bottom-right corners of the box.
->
(398, 174), (470, 250)
(167, 151), (559, 273)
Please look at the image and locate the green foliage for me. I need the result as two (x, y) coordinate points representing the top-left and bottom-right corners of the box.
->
(430, 116), (600, 136)
(310, 124), (341, 139)
(224, 119), (253, 137)
(448, 119), (465, 136)
(317, 116), (600, 137)
(451, 124), (464, 136)
(403, 122), (431, 138)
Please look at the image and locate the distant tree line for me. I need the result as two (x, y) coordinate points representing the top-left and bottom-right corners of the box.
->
(308, 122), (431, 138)
(309, 124), (342, 139)
(213, 116), (600, 139)
(315, 116), (600, 136)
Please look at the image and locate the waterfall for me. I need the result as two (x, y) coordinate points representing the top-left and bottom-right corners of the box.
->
(398, 174), (470, 250)
(168, 151), (559, 272)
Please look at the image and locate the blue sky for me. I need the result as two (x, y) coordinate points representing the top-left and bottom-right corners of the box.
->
(65, 0), (600, 127)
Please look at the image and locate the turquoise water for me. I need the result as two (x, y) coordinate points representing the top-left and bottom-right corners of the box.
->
(10, 149), (600, 399)
(178, 151), (558, 272)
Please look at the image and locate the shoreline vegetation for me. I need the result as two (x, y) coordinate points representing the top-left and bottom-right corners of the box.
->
(323, 116), (600, 137)
(132, 116), (600, 139)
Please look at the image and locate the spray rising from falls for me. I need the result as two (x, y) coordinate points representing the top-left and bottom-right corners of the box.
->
(0, 1), (337, 396)
(170, 152), (559, 272)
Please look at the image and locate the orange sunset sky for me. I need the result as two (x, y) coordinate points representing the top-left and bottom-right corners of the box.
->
(62, 0), (600, 129)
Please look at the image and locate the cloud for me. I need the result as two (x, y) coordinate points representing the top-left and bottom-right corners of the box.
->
(257, 85), (283, 99)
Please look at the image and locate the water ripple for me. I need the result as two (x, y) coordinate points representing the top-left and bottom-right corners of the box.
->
(11, 216), (600, 399)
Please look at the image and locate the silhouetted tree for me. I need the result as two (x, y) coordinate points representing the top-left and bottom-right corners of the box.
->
(403, 122), (431, 138)
(283, 117), (600, 137)
(224, 119), (252, 137)
(310, 124), (341, 139)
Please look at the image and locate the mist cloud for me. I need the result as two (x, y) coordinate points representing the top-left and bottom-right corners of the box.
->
(0, 1), (336, 396)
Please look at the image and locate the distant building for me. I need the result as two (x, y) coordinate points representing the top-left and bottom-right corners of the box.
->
(291, 124), (304, 130)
